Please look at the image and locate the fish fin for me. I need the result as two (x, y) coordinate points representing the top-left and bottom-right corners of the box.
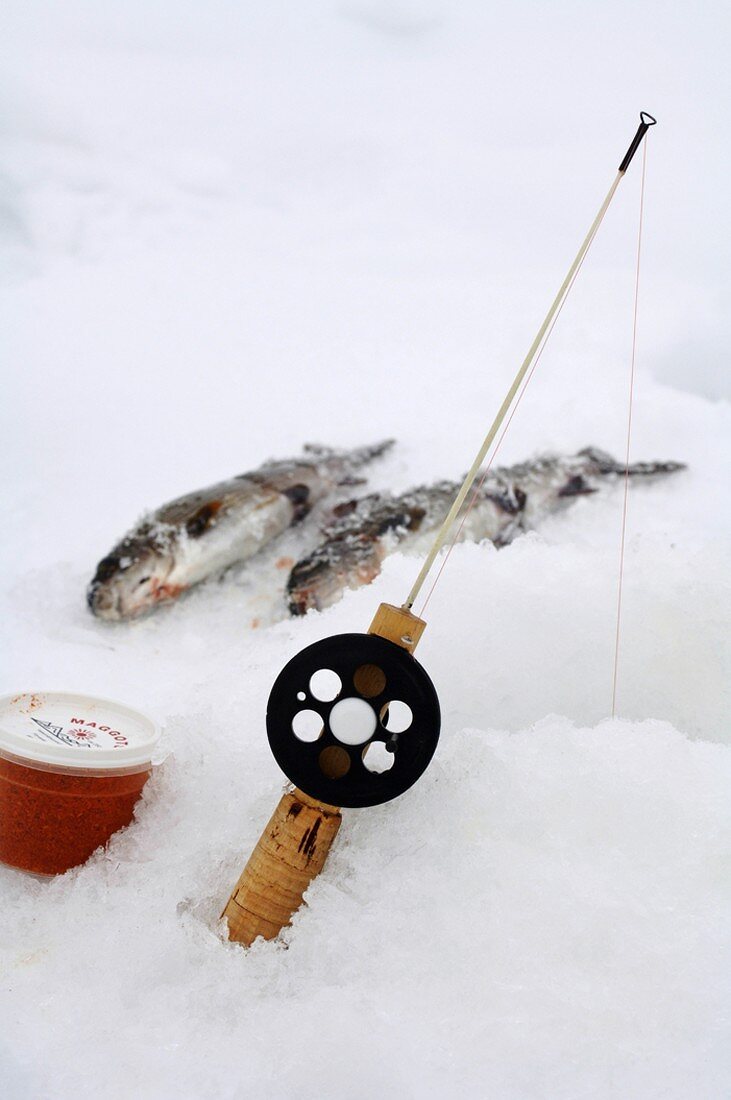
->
(577, 447), (620, 473)
(493, 517), (526, 548)
(283, 483), (312, 523)
(303, 443), (335, 458)
(558, 475), (598, 498)
(185, 501), (223, 538)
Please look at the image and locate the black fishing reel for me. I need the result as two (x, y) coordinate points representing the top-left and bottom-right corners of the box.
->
(266, 632), (441, 808)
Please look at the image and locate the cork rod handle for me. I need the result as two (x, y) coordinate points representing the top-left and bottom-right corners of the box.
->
(221, 787), (341, 945)
(222, 603), (426, 946)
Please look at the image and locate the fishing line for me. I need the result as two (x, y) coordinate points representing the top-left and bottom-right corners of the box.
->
(611, 137), (649, 718)
(403, 112), (657, 615)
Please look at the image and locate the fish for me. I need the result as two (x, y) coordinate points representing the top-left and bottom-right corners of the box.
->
(286, 447), (685, 615)
(88, 440), (393, 620)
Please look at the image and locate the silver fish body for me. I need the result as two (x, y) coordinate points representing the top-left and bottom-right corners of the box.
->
(88, 441), (393, 620)
(286, 448), (685, 615)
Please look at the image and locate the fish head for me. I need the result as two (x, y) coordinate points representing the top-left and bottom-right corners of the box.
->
(87, 532), (182, 620)
(287, 552), (343, 616)
(287, 535), (384, 616)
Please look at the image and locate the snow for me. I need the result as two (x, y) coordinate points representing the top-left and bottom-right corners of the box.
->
(1, 2), (730, 1097)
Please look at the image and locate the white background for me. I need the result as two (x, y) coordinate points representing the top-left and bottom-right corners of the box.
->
(1, 3), (729, 1097)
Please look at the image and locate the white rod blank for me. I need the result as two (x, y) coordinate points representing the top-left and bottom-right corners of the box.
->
(403, 169), (625, 612)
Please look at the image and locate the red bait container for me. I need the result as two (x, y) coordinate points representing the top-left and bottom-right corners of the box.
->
(0, 692), (161, 876)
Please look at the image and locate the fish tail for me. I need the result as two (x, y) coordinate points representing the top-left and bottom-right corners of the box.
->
(305, 438), (394, 466)
(626, 458), (686, 477)
(345, 438), (396, 466)
(578, 447), (686, 478)
(305, 438), (395, 484)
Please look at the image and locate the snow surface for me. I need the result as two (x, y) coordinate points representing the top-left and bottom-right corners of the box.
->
(1, 3), (730, 1097)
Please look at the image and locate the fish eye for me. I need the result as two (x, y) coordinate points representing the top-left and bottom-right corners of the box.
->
(137, 576), (151, 587)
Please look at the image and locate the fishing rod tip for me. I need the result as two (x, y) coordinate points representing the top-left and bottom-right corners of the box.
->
(619, 111), (657, 173)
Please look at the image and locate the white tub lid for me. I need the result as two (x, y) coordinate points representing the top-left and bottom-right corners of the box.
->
(0, 692), (161, 771)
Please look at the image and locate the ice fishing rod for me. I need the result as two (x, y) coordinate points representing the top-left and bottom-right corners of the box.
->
(220, 111), (656, 947)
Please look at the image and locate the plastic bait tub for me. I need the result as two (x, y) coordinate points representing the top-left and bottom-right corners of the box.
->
(0, 692), (161, 876)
